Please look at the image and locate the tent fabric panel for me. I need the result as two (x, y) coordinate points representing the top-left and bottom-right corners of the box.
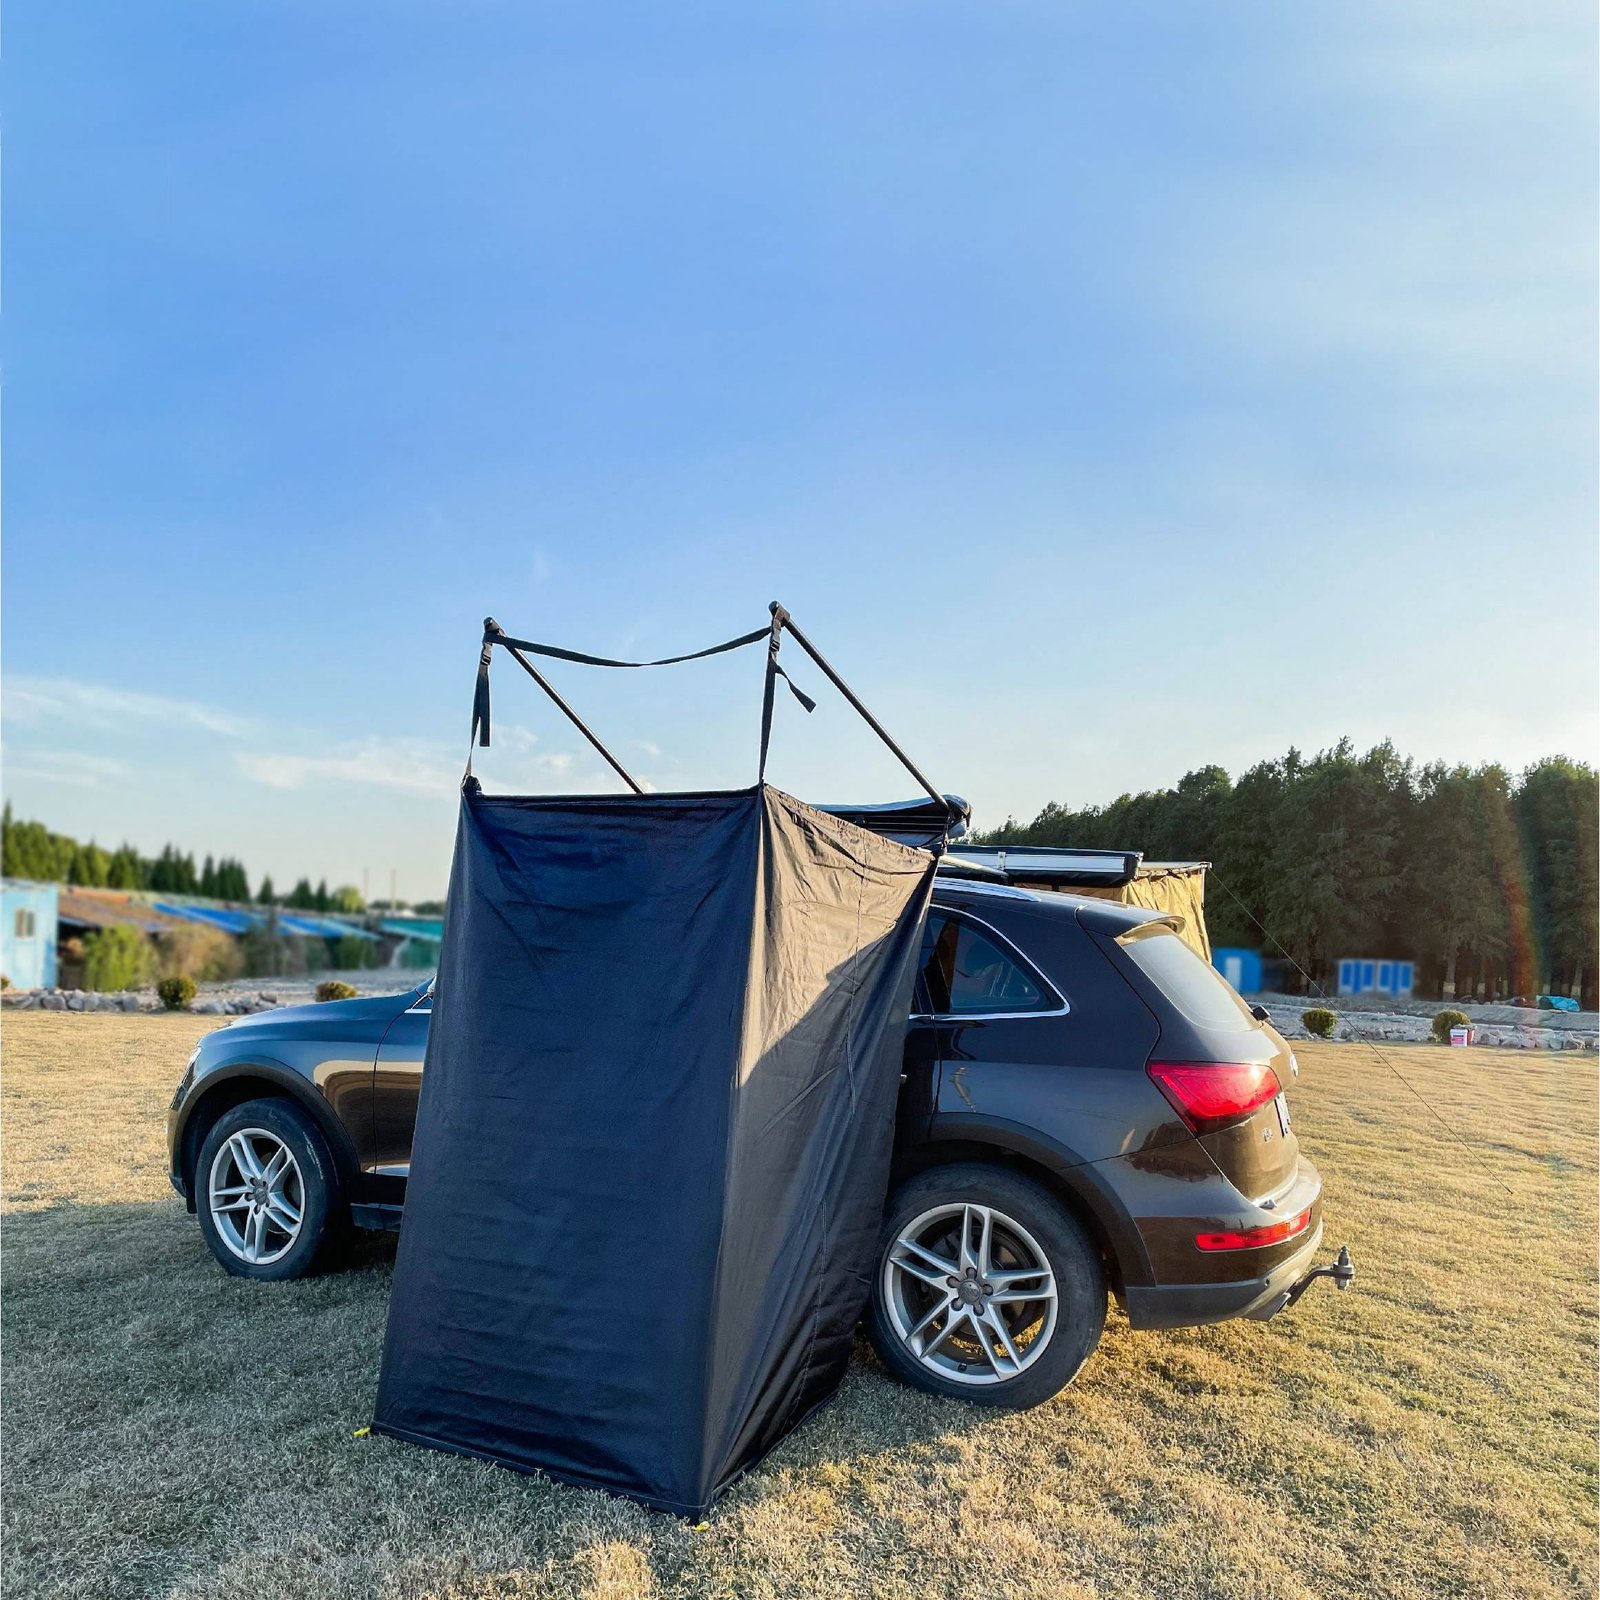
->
(373, 784), (936, 1517)
(1070, 867), (1211, 960)
(699, 791), (935, 1497)
(374, 790), (764, 1511)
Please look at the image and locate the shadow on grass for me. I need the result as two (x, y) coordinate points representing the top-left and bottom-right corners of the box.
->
(2, 1193), (991, 1498)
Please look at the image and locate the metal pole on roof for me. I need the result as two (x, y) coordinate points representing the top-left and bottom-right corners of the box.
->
(769, 603), (953, 818)
(489, 623), (646, 795)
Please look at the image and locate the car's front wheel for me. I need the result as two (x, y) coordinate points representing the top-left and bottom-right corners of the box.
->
(195, 1098), (343, 1280)
(868, 1163), (1105, 1407)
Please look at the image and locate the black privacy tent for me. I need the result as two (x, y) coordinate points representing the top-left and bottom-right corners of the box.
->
(373, 606), (952, 1516)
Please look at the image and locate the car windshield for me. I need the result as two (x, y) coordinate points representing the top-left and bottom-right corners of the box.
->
(1118, 926), (1256, 1033)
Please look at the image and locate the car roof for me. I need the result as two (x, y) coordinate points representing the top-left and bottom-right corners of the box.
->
(930, 876), (1172, 937)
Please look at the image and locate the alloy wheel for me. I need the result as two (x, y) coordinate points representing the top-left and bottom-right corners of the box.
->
(208, 1128), (305, 1266)
(883, 1201), (1058, 1386)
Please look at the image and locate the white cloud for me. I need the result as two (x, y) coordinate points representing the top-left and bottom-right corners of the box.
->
(235, 735), (586, 797)
(0, 747), (132, 790)
(236, 739), (463, 797)
(499, 723), (541, 754)
(3, 676), (259, 739)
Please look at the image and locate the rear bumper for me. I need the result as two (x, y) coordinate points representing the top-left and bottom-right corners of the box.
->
(1124, 1220), (1324, 1330)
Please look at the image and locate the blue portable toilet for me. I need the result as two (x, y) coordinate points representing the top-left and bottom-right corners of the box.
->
(1336, 957), (1414, 998)
(1212, 947), (1263, 995)
(2, 880), (60, 989)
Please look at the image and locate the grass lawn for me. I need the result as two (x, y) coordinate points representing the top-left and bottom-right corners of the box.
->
(3, 1013), (1595, 1600)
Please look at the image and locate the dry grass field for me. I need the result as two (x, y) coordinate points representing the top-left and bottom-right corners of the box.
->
(3, 1012), (1595, 1600)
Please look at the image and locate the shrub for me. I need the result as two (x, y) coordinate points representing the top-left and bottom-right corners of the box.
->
(1432, 1008), (1473, 1044)
(157, 974), (197, 1011)
(316, 980), (358, 1003)
(83, 926), (153, 992)
(156, 925), (242, 984)
(333, 934), (378, 971)
(1301, 1007), (1337, 1039)
(240, 932), (314, 978)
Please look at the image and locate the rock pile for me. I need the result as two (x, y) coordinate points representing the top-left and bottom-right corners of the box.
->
(1260, 1003), (1595, 1051)
(2, 988), (279, 1016)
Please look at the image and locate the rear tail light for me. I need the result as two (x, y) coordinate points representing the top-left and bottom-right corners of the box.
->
(1195, 1207), (1312, 1252)
(1146, 1059), (1281, 1135)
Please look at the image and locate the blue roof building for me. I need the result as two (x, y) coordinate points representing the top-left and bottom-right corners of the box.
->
(2, 880), (60, 989)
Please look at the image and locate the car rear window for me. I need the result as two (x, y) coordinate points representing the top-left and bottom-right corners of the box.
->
(920, 914), (1053, 1015)
(1117, 925), (1256, 1033)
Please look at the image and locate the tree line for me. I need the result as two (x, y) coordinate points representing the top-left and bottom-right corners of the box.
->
(0, 805), (366, 914)
(976, 741), (1598, 1008)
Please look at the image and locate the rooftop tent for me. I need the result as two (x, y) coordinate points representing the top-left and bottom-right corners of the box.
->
(942, 844), (1140, 888)
(937, 850), (1213, 961)
(373, 606), (952, 1517)
(1066, 862), (1212, 961)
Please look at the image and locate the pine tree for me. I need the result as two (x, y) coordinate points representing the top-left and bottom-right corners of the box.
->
(1517, 758), (1600, 1005)
(69, 842), (113, 886)
(257, 875), (277, 905)
(106, 845), (145, 891)
(217, 858), (250, 901)
(1406, 764), (1510, 999)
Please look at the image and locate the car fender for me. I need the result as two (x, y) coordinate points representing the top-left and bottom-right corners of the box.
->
(175, 1056), (362, 1201)
(923, 1110), (1154, 1288)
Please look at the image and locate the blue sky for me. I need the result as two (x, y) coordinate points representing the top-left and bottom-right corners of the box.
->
(6, 2), (1596, 899)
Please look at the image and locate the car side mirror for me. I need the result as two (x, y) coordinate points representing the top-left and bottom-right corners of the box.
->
(1250, 1003), (1271, 1023)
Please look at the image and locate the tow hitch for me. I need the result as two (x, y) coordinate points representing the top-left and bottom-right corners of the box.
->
(1284, 1244), (1355, 1310)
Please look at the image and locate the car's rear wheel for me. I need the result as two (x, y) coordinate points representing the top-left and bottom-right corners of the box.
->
(868, 1163), (1105, 1408)
(195, 1098), (344, 1280)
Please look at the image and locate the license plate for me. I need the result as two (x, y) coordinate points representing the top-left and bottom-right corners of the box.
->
(1275, 1093), (1292, 1137)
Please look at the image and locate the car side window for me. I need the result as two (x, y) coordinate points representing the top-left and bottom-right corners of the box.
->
(919, 914), (1052, 1015)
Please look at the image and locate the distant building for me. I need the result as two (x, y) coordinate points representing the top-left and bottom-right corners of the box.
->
(1212, 946), (1263, 994)
(2, 880), (60, 989)
(379, 917), (443, 969)
(1337, 958), (1414, 999)
(9, 883), (387, 991)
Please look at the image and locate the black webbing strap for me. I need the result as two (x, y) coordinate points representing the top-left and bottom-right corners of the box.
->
(756, 605), (818, 780)
(464, 606), (948, 826)
(485, 624), (771, 674)
(468, 616), (812, 788)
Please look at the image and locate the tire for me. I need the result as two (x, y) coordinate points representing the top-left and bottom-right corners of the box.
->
(868, 1163), (1105, 1408)
(195, 1097), (345, 1280)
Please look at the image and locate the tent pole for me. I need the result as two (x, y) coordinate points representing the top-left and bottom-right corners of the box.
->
(770, 603), (953, 818)
(499, 638), (645, 795)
